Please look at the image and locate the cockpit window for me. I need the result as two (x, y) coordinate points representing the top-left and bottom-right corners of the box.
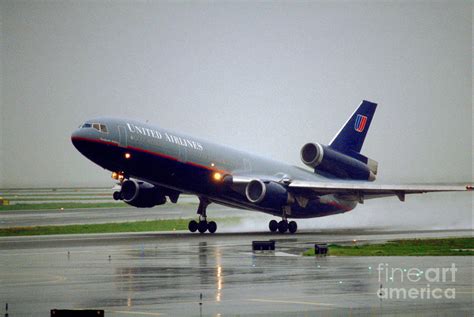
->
(81, 122), (108, 133)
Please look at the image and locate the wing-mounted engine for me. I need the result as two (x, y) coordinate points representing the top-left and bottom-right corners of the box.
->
(245, 179), (292, 208)
(300, 143), (376, 181)
(120, 179), (167, 208)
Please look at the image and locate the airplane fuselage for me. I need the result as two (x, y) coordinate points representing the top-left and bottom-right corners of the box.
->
(71, 118), (357, 218)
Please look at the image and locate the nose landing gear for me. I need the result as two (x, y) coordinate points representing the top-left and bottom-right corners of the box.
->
(188, 197), (217, 234)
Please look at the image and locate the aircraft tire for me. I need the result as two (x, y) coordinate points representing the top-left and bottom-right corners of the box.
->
(208, 221), (217, 233)
(198, 221), (208, 233)
(288, 221), (297, 234)
(188, 220), (198, 232)
(278, 220), (288, 233)
(113, 191), (121, 201)
(269, 220), (278, 232)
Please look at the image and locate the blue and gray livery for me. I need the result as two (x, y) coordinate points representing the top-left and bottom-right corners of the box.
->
(71, 100), (472, 234)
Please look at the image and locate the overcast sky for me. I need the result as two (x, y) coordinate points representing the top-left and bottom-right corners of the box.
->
(0, 0), (472, 188)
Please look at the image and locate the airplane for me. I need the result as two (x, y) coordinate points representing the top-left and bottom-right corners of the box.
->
(71, 100), (472, 234)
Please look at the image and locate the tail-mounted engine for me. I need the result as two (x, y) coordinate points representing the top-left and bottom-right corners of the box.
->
(300, 143), (376, 181)
(120, 179), (167, 208)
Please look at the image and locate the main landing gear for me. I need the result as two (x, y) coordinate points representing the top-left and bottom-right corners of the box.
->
(268, 219), (297, 234)
(188, 197), (217, 234)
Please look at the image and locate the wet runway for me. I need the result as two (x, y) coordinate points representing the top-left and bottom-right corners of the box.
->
(0, 229), (472, 316)
(0, 203), (238, 228)
(0, 192), (248, 229)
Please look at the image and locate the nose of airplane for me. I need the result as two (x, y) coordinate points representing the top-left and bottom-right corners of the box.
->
(71, 121), (115, 170)
(71, 129), (86, 153)
(71, 125), (100, 156)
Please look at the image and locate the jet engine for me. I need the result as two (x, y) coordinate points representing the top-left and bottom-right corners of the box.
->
(120, 179), (167, 208)
(300, 142), (375, 181)
(245, 179), (290, 208)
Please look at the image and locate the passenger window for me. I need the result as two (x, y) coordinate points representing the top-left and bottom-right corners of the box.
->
(92, 123), (100, 131)
(100, 124), (108, 133)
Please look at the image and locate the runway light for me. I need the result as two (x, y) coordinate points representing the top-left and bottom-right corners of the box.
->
(60, 207), (64, 211)
(213, 172), (222, 181)
(124, 153), (131, 159)
(211, 163), (215, 167)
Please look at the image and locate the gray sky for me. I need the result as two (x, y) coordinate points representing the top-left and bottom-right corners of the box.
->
(0, 0), (472, 188)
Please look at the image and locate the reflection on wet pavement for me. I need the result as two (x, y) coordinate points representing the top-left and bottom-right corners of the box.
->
(0, 230), (472, 316)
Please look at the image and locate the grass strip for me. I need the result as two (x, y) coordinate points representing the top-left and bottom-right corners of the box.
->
(1, 193), (112, 197)
(0, 217), (240, 236)
(0, 202), (127, 211)
(0, 187), (109, 191)
(303, 237), (474, 256)
(3, 197), (114, 202)
(0, 219), (190, 236)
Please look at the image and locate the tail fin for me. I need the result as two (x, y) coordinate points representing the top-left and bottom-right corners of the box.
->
(329, 100), (377, 155)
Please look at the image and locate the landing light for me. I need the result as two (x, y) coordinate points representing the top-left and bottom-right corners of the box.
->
(213, 172), (222, 181)
(124, 153), (131, 159)
(112, 171), (125, 181)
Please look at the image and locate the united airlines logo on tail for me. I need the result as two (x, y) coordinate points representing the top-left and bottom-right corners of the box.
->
(354, 114), (367, 132)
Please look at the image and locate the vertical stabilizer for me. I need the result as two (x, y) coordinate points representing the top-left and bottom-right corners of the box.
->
(329, 100), (377, 155)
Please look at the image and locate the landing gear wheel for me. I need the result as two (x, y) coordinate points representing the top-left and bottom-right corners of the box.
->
(208, 221), (217, 234)
(278, 220), (288, 233)
(188, 220), (198, 233)
(269, 220), (278, 232)
(113, 191), (121, 201)
(288, 221), (298, 234)
(198, 221), (208, 233)
(192, 197), (218, 234)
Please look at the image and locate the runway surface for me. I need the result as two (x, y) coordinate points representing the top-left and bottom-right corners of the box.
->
(0, 194), (244, 228)
(0, 229), (472, 316)
(0, 203), (236, 228)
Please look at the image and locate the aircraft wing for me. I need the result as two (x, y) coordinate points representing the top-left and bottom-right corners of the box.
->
(288, 180), (473, 202)
(227, 175), (472, 202)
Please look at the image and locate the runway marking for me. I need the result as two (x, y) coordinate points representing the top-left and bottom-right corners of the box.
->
(250, 298), (335, 307)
